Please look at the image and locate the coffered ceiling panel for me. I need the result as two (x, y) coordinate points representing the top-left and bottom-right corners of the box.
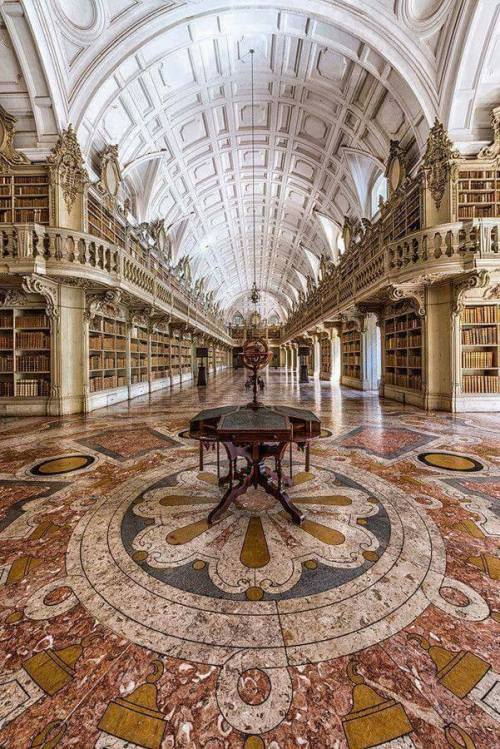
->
(3, 0), (497, 315)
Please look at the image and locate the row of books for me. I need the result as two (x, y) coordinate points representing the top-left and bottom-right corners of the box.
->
(458, 170), (498, 179)
(16, 332), (50, 349)
(90, 374), (128, 392)
(458, 192), (496, 203)
(343, 344), (360, 353)
(16, 314), (49, 329)
(462, 351), (495, 368)
(462, 306), (499, 323)
(463, 180), (497, 189)
(17, 355), (50, 372)
(386, 335), (422, 349)
(0, 315), (12, 328)
(130, 342), (148, 353)
(462, 375), (499, 393)
(462, 327), (497, 345)
(386, 372), (422, 390)
(0, 357), (13, 372)
(459, 206), (497, 218)
(17, 379), (50, 397)
(0, 381), (13, 397)
(103, 320), (126, 335)
(0, 335), (12, 348)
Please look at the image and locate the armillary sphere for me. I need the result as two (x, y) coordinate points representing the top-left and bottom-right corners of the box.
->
(242, 337), (270, 371)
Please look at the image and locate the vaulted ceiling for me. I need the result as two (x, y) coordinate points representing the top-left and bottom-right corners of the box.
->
(1, 0), (499, 319)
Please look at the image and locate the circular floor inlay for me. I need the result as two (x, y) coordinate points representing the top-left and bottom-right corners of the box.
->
(31, 454), (95, 475)
(64, 460), (447, 667)
(237, 668), (271, 705)
(417, 452), (483, 472)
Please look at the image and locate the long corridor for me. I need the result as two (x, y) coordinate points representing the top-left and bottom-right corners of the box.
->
(0, 370), (498, 748)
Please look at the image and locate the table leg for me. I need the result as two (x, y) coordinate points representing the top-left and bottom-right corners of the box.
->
(209, 450), (253, 524)
(217, 441), (220, 478)
(199, 441), (204, 471)
(305, 442), (310, 473)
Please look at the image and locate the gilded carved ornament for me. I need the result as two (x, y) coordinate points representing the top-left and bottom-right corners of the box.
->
(48, 125), (89, 212)
(420, 119), (459, 210)
(0, 105), (29, 172)
(84, 289), (122, 321)
(452, 271), (490, 315)
(478, 106), (500, 159)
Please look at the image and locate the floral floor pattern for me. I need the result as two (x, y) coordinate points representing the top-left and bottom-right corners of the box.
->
(0, 370), (498, 748)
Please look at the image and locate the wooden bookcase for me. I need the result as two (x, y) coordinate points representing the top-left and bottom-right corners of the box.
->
(382, 180), (422, 242)
(215, 347), (225, 370)
(384, 304), (423, 392)
(0, 172), (50, 225)
(130, 324), (148, 384)
(151, 331), (170, 381)
(87, 192), (126, 248)
(456, 163), (500, 220)
(460, 304), (499, 394)
(88, 313), (127, 393)
(320, 336), (331, 379)
(342, 324), (361, 381)
(0, 308), (51, 398)
(180, 338), (192, 376)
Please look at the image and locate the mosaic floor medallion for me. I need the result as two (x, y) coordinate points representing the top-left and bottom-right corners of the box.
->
(29, 459), (485, 736)
(30, 454), (95, 476)
(417, 452), (484, 472)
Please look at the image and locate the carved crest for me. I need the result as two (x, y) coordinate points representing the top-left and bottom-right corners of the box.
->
(388, 282), (426, 317)
(478, 106), (500, 159)
(452, 271), (490, 315)
(420, 119), (458, 210)
(150, 219), (171, 261)
(342, 216), (354, 253)
(21, 275), (59, 320)
(385, 140), (406, 195)
(97, 144), (122, 203)
(84, 289), (122, 321)
(48, 125), (89, 212)
(0, 105), (30, 172)
(0, 288), (26, 307)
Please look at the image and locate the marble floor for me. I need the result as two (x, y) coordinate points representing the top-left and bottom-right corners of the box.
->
(0, 369), (498, 749)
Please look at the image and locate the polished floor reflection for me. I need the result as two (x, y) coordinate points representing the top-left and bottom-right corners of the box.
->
(0, 369), (498, 748)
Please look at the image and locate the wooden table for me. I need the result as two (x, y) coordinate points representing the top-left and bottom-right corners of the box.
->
(189, 404), (321, 525)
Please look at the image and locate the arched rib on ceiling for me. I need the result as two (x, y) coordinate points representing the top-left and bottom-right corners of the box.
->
(16, 1), (447, 310)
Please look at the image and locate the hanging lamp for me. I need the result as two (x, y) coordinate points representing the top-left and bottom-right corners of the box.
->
(248, 49), (260, 306)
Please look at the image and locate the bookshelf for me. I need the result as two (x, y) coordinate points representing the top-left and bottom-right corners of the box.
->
(88, 313), (127, 393)
(382, 179), (421, 243)
(87, 192), (126, 247)
(180, 338), (192, 377)
(215, 346), (225, 371)
(0, 308), (51, 398)
(320, 335), (331, 379)
(384, 304), (423, 392)
(151, 331), (170, 381)
(0, 173), (50, 225)
(342, 324), (361, 381)
(460, 304), (499, 395)
(456, 165), (500, 220)
(130, 324), (149, 385)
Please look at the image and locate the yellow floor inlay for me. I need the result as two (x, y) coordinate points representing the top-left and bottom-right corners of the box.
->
(36, 456), (90, 474)
(421, 453), (478, 471)
(240, 517), (270, 568)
